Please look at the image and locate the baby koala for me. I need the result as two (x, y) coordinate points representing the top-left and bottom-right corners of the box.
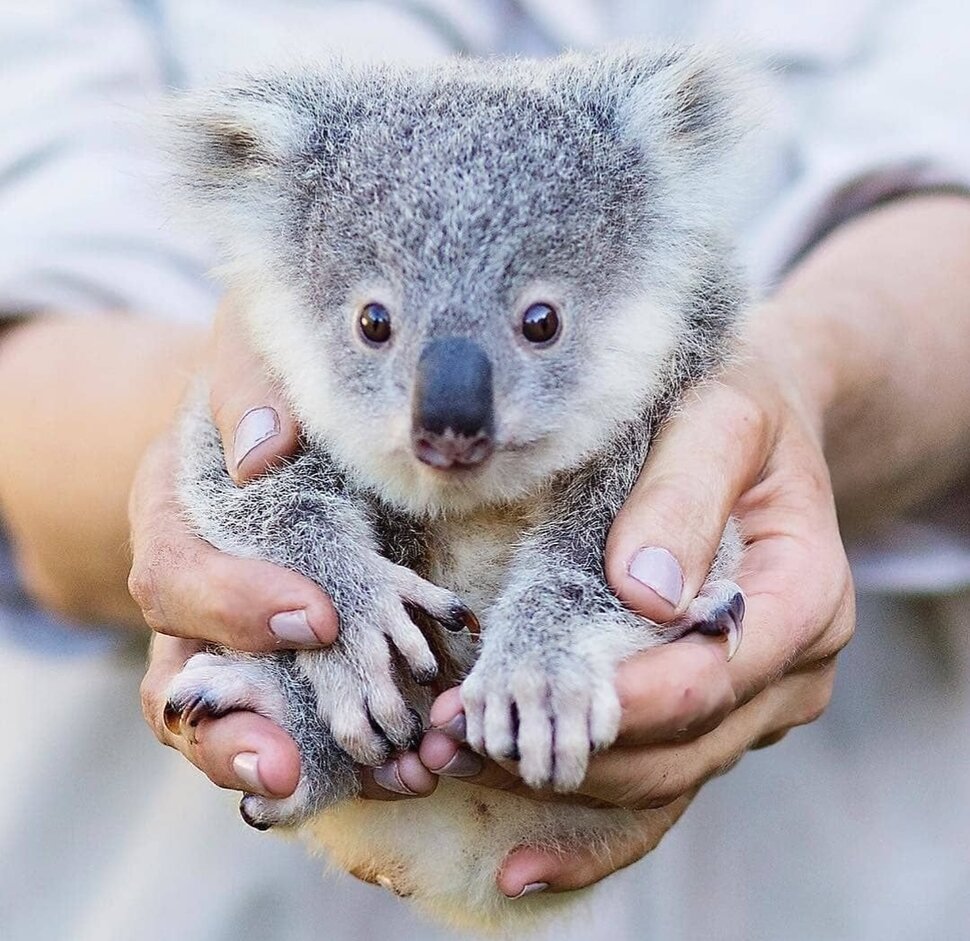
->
(164, 46), (752, 933)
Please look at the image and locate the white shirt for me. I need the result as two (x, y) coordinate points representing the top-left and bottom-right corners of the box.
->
(1, 4), (969, 940)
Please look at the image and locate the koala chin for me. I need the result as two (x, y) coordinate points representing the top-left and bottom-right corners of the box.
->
(164, 45), (755, 933)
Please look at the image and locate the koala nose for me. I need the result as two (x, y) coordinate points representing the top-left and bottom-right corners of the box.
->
(412, 337), (495, 469)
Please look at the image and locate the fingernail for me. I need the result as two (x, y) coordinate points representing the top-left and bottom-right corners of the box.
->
(232, 752), (265, 794)
(233, 407), (280, 471)
(269, 609), (320, 647)
(508, 882), (549, 900)
(433, 748), (483, 778)
(432, 713), (466, 742)
(628, 547), (684, 607)
(372, 761), (417, 796)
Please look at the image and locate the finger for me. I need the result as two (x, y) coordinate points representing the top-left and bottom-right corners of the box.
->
(210, 299), (300, 484)
(360, 752), (438, 800)
(497, 793), (693, 897)
(605, 380), (771, 622)
(706, 500), (853, 708)
(612, 640), (737, 746)
(611, 426), (852, 746)
(611, 533), (848, 750)
(580, 662), (836, 810)
(129, 438), (338, 651)
(141, 634), (301, 798)
(186, 712), (302, 798)
(141, 633), (204, 745)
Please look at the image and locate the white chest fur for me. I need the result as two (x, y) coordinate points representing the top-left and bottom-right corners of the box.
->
(426, 500), (539, 614)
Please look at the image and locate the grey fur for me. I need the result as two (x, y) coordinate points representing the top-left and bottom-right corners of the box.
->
(164, 44), (754, 916)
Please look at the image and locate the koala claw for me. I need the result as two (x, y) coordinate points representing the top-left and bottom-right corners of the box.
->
(238, 778), (316, 831)
(678, 582), (745, 661)
(239, 796), (272, 831)
(164, 652), (288, 738)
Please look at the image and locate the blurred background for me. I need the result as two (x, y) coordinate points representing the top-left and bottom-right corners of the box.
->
(1, 2), (969, 940)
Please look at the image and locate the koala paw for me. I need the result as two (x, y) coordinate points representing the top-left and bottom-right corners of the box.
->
(461, 637), (628, 793)
(164, 651), (288, 738)
(299, 555), (476, 767)
(238, 790), (312, 831)
(166, 652), (358, 829)
(673, 579), (745, 660)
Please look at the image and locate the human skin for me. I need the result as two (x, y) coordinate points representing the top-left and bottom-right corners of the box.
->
(3, 194), (970, 894)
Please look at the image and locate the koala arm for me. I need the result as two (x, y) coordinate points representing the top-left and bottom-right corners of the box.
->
(167, 384), (478, 823)
(461, 415), (744, 793)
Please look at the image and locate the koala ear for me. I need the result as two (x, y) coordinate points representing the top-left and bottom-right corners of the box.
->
(620, 47), (757, 161)
(559, 46), (763, 207)
(164, 80), (310, 199)
(160, 75), (342, 268)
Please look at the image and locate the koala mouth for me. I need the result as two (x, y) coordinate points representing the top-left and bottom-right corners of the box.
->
(412, 427), (494, 471)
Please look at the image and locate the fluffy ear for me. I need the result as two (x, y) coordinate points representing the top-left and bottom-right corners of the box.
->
(163, 79), (312, 202)
(622, 47), (758, 161)
(557, 45), (765, 213)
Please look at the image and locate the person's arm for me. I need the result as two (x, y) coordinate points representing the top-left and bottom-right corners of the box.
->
(769, 193), (970, 527)
(0, 314), (204, 626)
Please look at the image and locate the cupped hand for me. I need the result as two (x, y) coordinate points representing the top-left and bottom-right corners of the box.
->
(420, 323), (855, 898)
(133, 301), (435, 801)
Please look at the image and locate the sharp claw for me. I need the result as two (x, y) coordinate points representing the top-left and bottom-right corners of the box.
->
(184, 696), (210, 728)
(405, 709), (426, 751)
(239, 796), (271, 831)
(440, 603), (480, 634)
(460, 607), (480, 634)
(162, 701), (183, 736)
(690, 591), (745, 660)
(725, 613), (743, 661)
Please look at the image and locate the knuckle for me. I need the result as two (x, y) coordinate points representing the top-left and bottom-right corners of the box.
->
(797, 672), (836, 727)
(752, 729), (789, 750)
(139, 677), (168, 743)
(126, 561), (155, 611)
(718, 383), (769, 446)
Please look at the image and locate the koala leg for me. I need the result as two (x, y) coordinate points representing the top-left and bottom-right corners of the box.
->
(164, 650), (359, 828)
(293, 557), (475, 766)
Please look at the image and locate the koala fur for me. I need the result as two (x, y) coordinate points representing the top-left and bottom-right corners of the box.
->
(164, 46), (753, 933)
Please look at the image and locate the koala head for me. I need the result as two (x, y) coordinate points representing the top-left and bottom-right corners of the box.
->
(171, 47), (755, 515)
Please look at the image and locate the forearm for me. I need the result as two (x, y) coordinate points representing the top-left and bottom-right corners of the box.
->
(752, 193), (970, 530)
(0, 314), (206, 627)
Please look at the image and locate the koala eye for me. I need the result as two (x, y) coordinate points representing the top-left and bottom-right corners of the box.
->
(359, 302), (392, 345)
(521, 303), (560, 344)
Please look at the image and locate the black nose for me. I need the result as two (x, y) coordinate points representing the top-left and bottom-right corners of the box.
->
(412, 337), (494, 469)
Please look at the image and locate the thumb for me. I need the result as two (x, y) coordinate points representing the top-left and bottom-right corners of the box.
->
(210, 298), (301, 484)
(605, 381), (769, 622)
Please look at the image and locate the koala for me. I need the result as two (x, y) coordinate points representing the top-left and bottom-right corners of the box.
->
(163, 46), (753, 934)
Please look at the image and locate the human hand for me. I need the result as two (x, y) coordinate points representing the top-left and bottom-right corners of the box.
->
(419, 319), (855, 898)
(133, 300), (436, 801)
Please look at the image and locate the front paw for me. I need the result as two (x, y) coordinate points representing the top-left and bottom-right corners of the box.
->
(461, 636), (630, 793)
(302, 555), (477, 766)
